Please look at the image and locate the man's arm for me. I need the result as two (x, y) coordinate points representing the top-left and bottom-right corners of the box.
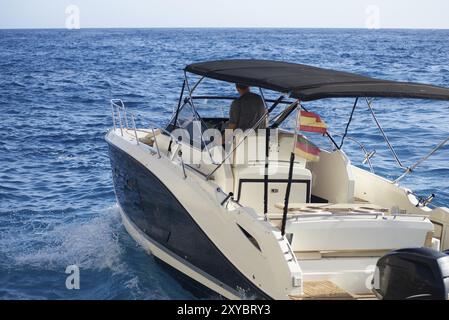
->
(258, 96), (268, 129)
(223, 100), (239, 144)
(228, 123), (237, 130)
(228, 100), (240, 129)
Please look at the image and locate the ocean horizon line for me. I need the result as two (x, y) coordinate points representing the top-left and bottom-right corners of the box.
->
(1, 26), (449, 31)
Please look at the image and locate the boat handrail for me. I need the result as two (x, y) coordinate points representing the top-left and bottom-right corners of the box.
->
(111, 99), (140, 145)
(111, 99), (165, 142)
(110, 99), (188, 178)
(352, 98), (449, 186)
(332, 134), (376, 173)
(365, 98), (407, 170)
(268, 212), (429, 221)
(111, 99), (125, 136)
(111, 98), (223, 165)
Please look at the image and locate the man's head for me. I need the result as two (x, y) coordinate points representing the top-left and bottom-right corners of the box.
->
(236, 83), (250, 96)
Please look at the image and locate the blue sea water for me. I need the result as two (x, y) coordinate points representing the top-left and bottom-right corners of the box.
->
(0, 28), (448, 300)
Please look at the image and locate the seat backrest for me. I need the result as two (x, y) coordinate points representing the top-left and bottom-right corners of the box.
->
(232, 129), (285, 165)
(306, 150), (355, 203)
(233, 162), (312, 214)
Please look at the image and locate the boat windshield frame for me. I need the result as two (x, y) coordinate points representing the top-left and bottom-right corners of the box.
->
(166, 71), (341, 150)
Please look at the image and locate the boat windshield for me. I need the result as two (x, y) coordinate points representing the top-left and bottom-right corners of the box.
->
(166, 101), (210, 148)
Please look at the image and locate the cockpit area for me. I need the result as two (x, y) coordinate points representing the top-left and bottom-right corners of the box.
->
(155, 89), (353, 217)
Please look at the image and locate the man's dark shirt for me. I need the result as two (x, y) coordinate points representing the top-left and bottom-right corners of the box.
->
(229, 92), (266, 130)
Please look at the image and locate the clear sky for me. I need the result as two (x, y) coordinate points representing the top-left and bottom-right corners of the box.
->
(1, 0), (449, 29)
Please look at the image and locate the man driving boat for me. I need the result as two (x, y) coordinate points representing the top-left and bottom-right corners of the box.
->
(227, 83), (266, 131)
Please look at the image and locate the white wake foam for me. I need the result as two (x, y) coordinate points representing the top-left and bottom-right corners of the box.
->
(2, 204), (126, 273)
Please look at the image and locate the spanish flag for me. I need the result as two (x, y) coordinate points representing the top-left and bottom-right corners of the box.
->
(294, 135), (321, 162)
(298, 110), (327, 134)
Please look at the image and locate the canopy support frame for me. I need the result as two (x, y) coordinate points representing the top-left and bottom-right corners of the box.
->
(281, 103), (300, 237)
(168, 79), (186, 153)
(394, 136), (449, 184)
(366, 97), (407, 170)
(183, 72), (220, 164)
(339, 98), (359, 149)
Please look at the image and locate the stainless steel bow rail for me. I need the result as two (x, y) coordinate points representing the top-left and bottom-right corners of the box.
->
(111, 99), (137, 143)
(110, 99), (243, 204)
(110, 99), (188, 178)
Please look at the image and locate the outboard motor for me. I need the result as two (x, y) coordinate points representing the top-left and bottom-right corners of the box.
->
(373, 247), (449, 300)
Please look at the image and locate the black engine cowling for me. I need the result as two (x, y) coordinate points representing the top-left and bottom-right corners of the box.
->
(373, 247), (449, 300)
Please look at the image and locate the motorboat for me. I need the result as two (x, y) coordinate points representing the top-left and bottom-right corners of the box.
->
(106, 59), (449, 300)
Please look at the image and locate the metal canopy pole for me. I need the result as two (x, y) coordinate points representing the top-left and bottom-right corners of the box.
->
(188, 96), (292, 105)
(365, 97), (407, 169)
(394, 136), (449, 183)
(184, 73), (218, 163)
(270, 100), (299, 128)
(364, 97), (449, 184)
(300, 104), (340, 150)
(339, 98), (358, 149)
(281, 104), (300, 237)
(168, 79), (186, 154)
(281, 153), (295, 236)
(267, 95), (285, 114)
(173, 80), (186, 128)
(183, 72), (206, 120)
(268, 96), (338, 149)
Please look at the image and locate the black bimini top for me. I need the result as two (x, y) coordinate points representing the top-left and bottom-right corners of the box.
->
(185, 59), (449, 101)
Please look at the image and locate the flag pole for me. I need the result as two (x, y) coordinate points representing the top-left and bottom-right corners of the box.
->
(281, 102), (300, 237)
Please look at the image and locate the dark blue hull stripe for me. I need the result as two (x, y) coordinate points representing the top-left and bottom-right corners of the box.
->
(107, 142), (272, 299)
(153, 256), (225, 300)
